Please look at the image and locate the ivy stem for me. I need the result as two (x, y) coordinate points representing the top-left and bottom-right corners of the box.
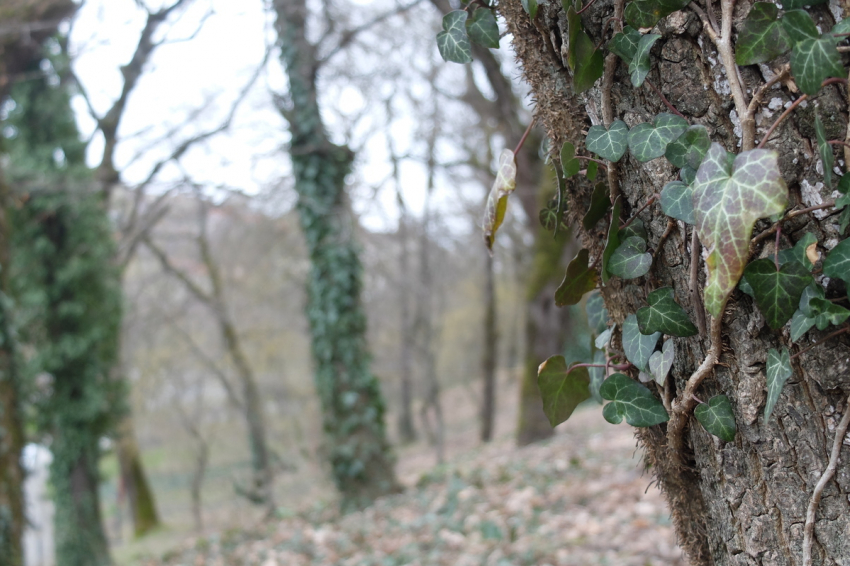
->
(790, 326), (850, 361)
(717, 0), (753, 149)
(576, 155), (609, 169)
(568, 362), (631, 373)
(828, 140), (850, 149)
(602, 0), (625, 206)
(513, 118), (536, 155)
(750, 202), (836, 256)
(747, 65), (790, 117)
(619, 194), (659, 230)
(775, 225), (781, 271)
(644, 79), (686, 119)
(802, 393), (850, 566)
(757, 94), (808, 150)
(576, 0), (598, 15)
(690, 394), (705, 404)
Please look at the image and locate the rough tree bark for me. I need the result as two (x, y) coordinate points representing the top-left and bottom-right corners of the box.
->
(272, 0), (399, 510)
(501, 0), (850, 563)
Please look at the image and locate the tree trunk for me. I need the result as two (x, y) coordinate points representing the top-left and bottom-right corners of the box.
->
(502, 0), (850, 563)
(480, 251), (498, 442)
(396, 200), (417, 444)
(116, 409), (160, 538)
(272, 0), (399, 511)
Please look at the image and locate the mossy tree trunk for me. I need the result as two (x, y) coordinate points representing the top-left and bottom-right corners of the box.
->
(503, 0), (850, 563)
(272, 0), (399, 510)
(115, 416), (160, 537)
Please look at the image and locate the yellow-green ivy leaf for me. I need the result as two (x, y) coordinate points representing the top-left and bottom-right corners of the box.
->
(537, 355), (591, 426)
(483, 149), (517, 250)
(522, 0), (538, 19)
(555, 248), (598, 306)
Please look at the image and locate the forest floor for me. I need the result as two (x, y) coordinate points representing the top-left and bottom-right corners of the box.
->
(135, 402), (687, 566)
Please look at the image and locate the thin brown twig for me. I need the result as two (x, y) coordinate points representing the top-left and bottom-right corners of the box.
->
(748, 66), (790, 115)
(791, 326), (850, 360)
(645, 80), (686, 119)
(828, 140), (850, 149)
(652, 218), (677, 260)
(802, 394), (850, 566)
(576, 0), (598, 14)
(750, 202), (837, 255)
(620, 194), (659, 229)
(758, 95), (808, 149)
(513, 118), (536, 155)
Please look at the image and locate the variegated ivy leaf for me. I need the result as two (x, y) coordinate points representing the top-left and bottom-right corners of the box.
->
(822, 234), (850, 286)
(680, 165), (697, 185)
(637, 287), (698, 336)
(628, 113), (688, 163)
(483, 149), (517, 250)
(781, 10), (819, 44)
(648, 339), (674, 385)
(735, 2), (792, 66)
(692, 144), (788, 317)
(601, 373), (669, 427)
(665, 125), (711, 170)
(537, 355), (591, 426)
(608, 26), (642, 64)
(602, 197), (622, 283)
(561, 141), (581, 179)
(539, 199), (565, 232)
(790, 309), (815, 342)
(624, 0), (689, 29)
(608, 236), (652, 279)
(661, 181), (695, 224)
(521, 0), (538, 19)
(586, 120), (629, 162)
(589, 350), (607, 404)
(743, 258), (813, 329)
(776, 232), (817, 271)
(583, 182), (611, 230)
(629, 34), (660, 88)
(798, 285), (850, 330)
(815, 112), (833, 187)
(694, 395), (737, 441)
(809, 297), (850, 330)
(595, 328), (612, 349)
(466, 8), (500, 49)
(555, 249), (598, 306)
(620, 218), (647, 241)
(764, 347), (792, 423)
(829, 17), (850, 40)
(799, 283), (824, 318)
(586, 292), (609, 334)
(437, 11), (473, 64)
(790, 37), (845, 95)
(622, 314), (660, 371)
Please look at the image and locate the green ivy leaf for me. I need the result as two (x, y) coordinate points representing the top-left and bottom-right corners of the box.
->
(467, 8), (500, 49)
(822, 237), (850, 286)
(809, 297), (850, 330)
(815, 112), (833, 187)
(620, 218), (647, 241)
(483, 149), (517, 250)
(622, 313), (660, 371)
(665, 125), (711, 170)
(637, 287), (698, 336)
(608, 236), (652, 279)
(539, 199), (564, 232)
(608, 26), (642, 65)
(829, 18), (850, 40)
(586, 292), (609, 334)
(694, 395), (737, 441)
(692, 144), (789, 317)
(743, 258), (813, 329)
(602, 197), (622, 283)
(583, 182), (611, 230)
(595, 328), (612, 349)
(624, 0), (689, 29)
(781, 0), (827, 8)
(601, 373), (669, 427)
(521, 0), (538, 19)
(776, 232), (817, 271)
(586, 120), (629, 162)
(628, 113), (688, 163)
(791, 37), (845, 95)
(680, 165), (697, 186)
(764, 347), (792, 423)
(555, 249), (598, 306)
(781, 10), (820, 44)
(566, 6), (604, 93)
(537, 355), (591, 426)
(838, 174), (850, 194)
(629, 34), (660, 87)
(561, 141), (581, 178)
(648, 339), (674, 385)
(437, 11), (473, 64)
(586, 160), (598, 181)
(661, 181), (695, 224)
(790, 309), (816, 342)
(799, 283), (824, 318)
(735, 2), (792, 66)
(589, 350), (606, 404)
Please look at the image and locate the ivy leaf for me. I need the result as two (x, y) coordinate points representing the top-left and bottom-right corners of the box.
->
(839, 174), (850, 194)
(566, 6), (604, 93)
(602, 197), (622, 283)
(680, 165), (697, 186)
(665, 125), (711, 170)
(629, 34), (660, 87)
(537, 355), (591, 427)
(764, 347), (792, 423)
(692, 144), (789, 317)
(595, 328), (612, 349)
(586, 292), (609, 334)
(624, 0), (689, 29)
(791, 37), (845, 95)
(829, 18), (850, 40)
(648, 339), (674, 385)
(466, 8), (500, 49)
(781, 10), (820, 44)
(735, 2), (792, 66)
(809, 297), (850, 330)
(608, 26), (642, 64)
(622, 313), (660, 371)
(637, 287), (698, 336)
(586, 160), (598, 181)
(589, 350), (606, 404)
(583, 182), (611, 230)
(521, 0), (538, 19)
(790, 309), (816, 342)
(539, 199), (565, 232)
(437, 11), (473, 64)
(586, 120), (629, 162)
(694, 395), (737, 441)
(601, 373), (669, 427)
(776, 232), (817, 271)
(620, 218), (647, 241)
(781, 0), (827, 8)
(628, 113), (689, 163)
(483, 149), (517, 250)
(555, 165), (569, 236)
(661, 181), (695, 224)
(799, 283), (824, 318)
(815, 112), (833, 187)
(822, 237), (850, 286)
(608, 236), (652, 279)
(555, 249), (598, 306)
(561, 141), (581, 178)
(743, 258), (813, 329)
